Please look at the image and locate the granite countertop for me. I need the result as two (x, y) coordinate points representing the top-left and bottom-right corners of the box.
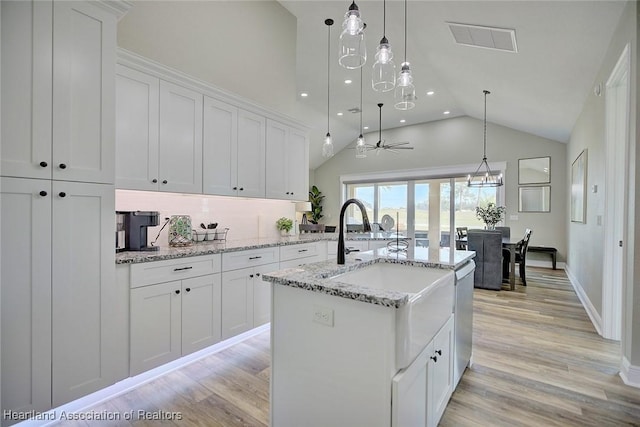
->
(261, 247), (475, 309)
(115, 232), (409, 264)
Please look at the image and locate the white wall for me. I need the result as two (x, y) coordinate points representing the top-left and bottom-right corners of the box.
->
(117, 0), (298, 118)
(313, 116), (567, 261)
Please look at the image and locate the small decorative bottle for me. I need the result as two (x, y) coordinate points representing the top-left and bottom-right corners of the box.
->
(169, 215), (192, 247)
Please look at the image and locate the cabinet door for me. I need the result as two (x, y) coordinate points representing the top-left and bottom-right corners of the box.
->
(182, 274), (222, 355)
(1, 0), (52, 180)
(221, 268), (254, 339)
(392, 343), (430, 427)
(265, 120), (289, 199)
(203, 96), (238, 196)
(253, 262), (280, 327)
(115, 65), (160, 191)
(288, 128), (309, 201)
(159, 80), (203, 194)
(130, 281), (183, 376)
(428, 316), (454, 427)
(51, 182), (117, 406)
(52, 1), (116, 184)
(0, 178), (52, 415)
(237, 109), (265, 198)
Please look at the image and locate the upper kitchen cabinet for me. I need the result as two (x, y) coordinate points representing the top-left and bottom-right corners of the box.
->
(203, 97), (266, 198)
(1, 0), (117, 184)
(265, 119), (309, 201)
(115, 70), (203, 193)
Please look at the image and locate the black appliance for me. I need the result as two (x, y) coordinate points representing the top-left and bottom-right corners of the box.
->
(117, 211), (160, 251)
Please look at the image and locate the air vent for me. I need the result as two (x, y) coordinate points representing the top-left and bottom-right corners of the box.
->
(348, 107), (361, 114)
(447, 22), (518, 53)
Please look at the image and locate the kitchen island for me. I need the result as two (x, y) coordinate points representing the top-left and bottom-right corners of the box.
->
(262, 247), (474, 427)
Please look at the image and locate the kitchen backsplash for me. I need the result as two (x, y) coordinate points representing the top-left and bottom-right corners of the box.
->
(116, 190), (297, 247)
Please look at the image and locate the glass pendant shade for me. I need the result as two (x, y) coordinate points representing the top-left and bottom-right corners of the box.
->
(323, 132), (334, 158)
(355, 134), (367, 158)
(338, 2), (366, 69)
(394, 62), (416, 110)
(372, 37), (395, 92)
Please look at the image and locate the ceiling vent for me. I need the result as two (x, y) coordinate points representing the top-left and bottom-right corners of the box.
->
(447, 22), (518, 53)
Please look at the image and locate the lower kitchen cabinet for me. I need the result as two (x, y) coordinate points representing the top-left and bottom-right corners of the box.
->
(221, 262), (279, 339)
(130, 274), (222, 376)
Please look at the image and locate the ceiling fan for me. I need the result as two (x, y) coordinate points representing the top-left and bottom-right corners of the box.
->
(366, 103), (414, 154)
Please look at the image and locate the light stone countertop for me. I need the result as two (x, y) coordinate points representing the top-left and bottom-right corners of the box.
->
(115, 232), (408, 264)
(261, 247), (475, 308)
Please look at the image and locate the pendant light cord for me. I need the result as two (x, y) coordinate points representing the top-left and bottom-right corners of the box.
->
(359, 67), (363, 133)
(403, 0), (407, 62)
(383, 0), (386, 38)
(327, 21), (331, 134)
(483, 90), (489, 159)
(378, 103), (383, 143)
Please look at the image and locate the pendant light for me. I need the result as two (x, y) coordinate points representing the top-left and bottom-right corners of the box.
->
(467, 90), (503, 187)
(355, 66), (367, 158)
(394, 0), (416, 110)
(322, 19), (335, 158)
(372, 0), (395, 92)
(338, 1), (366, 69)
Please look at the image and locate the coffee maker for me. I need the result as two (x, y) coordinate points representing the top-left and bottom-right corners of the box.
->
(116, 211), (160, 251)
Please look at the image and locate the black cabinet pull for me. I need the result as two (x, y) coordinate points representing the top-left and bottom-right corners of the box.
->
(256, 273), (260, 277)
(175, 290), (180, 295)
(58, 192), (66, 198)
(39, 191), (47, 197)
(162, 180), (168, 184)
(233, 186), (238, 190)
(39, 161), (48, 168)
(286, 192), (290, 195)
(298, 249), (308, 253)
(152, 178), (158, 183)
(239, 187), (244, 191)
(249, 256), (262, 260)
(173, 266), (193, 271)
(435, 349), (442, 356)
(250, 274), (254, 278)
(59, 163), (67, 169)
(185, 288), (191, 292)
(430, 355), (438, 362)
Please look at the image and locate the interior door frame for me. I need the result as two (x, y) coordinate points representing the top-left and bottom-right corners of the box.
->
(602, 43), (630, 341)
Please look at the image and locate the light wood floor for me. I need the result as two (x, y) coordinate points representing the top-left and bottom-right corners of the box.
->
(57, 268), (640, 426)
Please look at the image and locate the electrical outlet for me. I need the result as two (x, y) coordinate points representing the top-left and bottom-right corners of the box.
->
(312, 305), (334, 327)
(510, 215), (519, 221)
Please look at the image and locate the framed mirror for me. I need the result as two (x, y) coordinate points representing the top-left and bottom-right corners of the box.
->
(519, 156), (550, 184)
(519, 186), (551, 212)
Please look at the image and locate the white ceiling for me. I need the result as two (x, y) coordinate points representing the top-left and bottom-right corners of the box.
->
(278, 0), (626, 169)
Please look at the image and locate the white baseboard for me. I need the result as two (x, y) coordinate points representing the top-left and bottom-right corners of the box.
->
(620, 356), (640, 388)
(17, 324), (271, 427)
(564, 265), (603, 336)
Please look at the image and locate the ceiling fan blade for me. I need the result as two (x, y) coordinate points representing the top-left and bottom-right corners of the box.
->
(389, 141), (411, 146)
(393, 146), (414, 150)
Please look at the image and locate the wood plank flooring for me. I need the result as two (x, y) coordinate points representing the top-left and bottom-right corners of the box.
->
(57, 268), (640, 426)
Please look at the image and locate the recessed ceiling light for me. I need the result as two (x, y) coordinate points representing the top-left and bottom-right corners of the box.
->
(363, 126), (369, 130)
(337, 112), (344, 116)
(344, 79), (352, 85)
(426, 91), (435, 96)
(300, 92), (308, 97)
(400, 119), (406, 123)
(443, 111), (451, 115)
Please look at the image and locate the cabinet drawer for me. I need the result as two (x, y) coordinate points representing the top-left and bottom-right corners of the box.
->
(130, 255), (221, 288)
(279, 255), (323, 270)
(222, 247), (279, 271)
(280, 242), (321, 262)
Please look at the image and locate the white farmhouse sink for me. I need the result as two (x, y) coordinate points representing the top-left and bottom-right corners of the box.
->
(330, 262), (455, 370)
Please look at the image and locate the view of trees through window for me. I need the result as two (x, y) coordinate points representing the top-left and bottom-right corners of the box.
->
(345, 176), (501, 247)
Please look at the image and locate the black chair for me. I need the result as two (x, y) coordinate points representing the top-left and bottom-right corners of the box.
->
(495, 226), (510, 239)
(503, 229), (533, 286)
(468, 230), (503, 290)
(456, 227), (468, 250)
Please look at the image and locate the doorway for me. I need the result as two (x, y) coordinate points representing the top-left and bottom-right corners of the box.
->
(602, 43), (630, 341)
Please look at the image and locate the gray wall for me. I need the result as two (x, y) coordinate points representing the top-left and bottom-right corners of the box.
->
(312, 116), (567, 261)
(117, 0), (298, 118)
(567, 0), (639, 368)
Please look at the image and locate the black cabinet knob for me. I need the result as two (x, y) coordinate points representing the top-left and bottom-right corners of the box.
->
(249, 274), (254, 278)
(185, 288), (191, 292)
(59, 163), (67, 169)
(162, 180), (168, 184)
(175, 290), (180, 295)
(435, 349), (442, 356)
(39, 191), (47, 197)
(239, 187), (244, 191)
(430, 355), (438, 362)
(233, 187), (238, 190)
(286, 192), (290, 195)
(152, 179), (158, 183)
(58, 192), (66, 198)
(39, 161), (48, 168)
(256, 273), (260, 277)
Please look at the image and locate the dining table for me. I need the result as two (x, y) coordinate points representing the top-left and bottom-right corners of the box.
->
(458, 235), (522, 291)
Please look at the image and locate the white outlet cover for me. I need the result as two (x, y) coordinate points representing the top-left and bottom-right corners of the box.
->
(510, 215), (519, 221)
(312, 305), (334, 327)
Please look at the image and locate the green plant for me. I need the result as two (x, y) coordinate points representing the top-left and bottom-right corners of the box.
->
(308, 185), (325, 224)
(475, 202), (506, 228)
(276, 217), (293, 232)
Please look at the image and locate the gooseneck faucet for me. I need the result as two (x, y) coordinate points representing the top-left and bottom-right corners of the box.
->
(337, 198), (372, 264)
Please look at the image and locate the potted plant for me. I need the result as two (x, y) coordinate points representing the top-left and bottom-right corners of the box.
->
(276, 217), (293, 236)
(308, 185), (325, 224)
(475, 202), (506, 230)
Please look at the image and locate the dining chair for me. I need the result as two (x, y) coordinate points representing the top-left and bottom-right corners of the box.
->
(495, 226), (510, 239)
(456, 227), (468, 250)
(503, 228), (533, 285)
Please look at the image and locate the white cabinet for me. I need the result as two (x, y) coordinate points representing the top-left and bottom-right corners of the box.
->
(129, 255), (222, 376)
(279, 242), (325, 268)
(202, 98), (265, 197)
(1, 178), (120, 411)
(1, 0), (116, 184)
(265, 119), (309, 201)
(428, 315), (454, 426)
(115, 69), (203, 193)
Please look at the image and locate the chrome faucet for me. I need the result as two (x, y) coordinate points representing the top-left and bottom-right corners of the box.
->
(337, 198), (372, 264)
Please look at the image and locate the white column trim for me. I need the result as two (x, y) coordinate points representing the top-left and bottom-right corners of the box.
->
(564, 265), (603, 336)
(620, 356), (640, 389)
